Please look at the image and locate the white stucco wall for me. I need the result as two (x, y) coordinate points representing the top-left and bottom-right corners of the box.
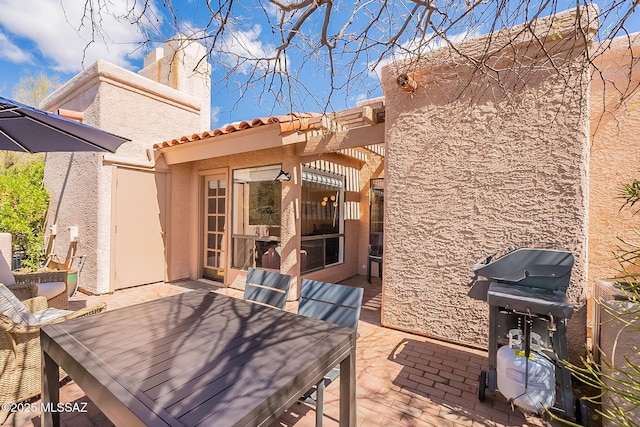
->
(380, 6), (596, 354)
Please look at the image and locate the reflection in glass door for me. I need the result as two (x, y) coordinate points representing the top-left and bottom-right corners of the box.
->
(204, 175), (226, 282)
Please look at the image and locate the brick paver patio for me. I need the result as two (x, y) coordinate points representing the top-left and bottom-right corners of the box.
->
(4, 276), (556, 427)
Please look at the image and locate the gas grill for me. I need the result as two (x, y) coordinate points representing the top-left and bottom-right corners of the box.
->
(468, 246), (588, 425)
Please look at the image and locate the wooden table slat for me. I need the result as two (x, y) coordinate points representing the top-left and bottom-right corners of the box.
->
(156, 326), (346, 410)
(67, 293), (231, 357)
(138, 310), (343, 395)
(41, 325), (184, 427)
(104, 301), (310, 376)
(110, 322), (254, 375)
(185, 337), (354, 427)
(139, 329), (293, 395)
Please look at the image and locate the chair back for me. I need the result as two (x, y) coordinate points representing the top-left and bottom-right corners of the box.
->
(368, 244), (383, 258)
(299, 279), (364, 331)
(0, 283), (36, 325)
(243, 268), (292, 310)
(261, 247), (281, 269)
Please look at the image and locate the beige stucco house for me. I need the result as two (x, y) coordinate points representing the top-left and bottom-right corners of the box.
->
(41, 35), (211, 294)
(152, 107), (385, 299)
(39, 6), (640, 355)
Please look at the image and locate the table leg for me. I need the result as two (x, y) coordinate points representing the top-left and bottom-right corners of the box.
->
(316, 379), (325, 427)
(41, 349), (60, 427)
(339, 345), (357, 427)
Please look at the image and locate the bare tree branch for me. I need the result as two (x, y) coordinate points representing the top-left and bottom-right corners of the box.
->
(70, 0), (640, 120)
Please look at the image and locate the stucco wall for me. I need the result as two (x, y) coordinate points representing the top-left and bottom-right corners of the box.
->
(139, 34), (212, 132)
(380, 7), (596, 352)
(165, 133), (379, 298)
(589, 34), (640, 333)
(41, 53), (209, 294)
(41, 76), (109, 293)
(165, 139), (302, 292)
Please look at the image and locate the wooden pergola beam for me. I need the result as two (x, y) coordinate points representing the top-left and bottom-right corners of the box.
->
(295, 123), (385, 156)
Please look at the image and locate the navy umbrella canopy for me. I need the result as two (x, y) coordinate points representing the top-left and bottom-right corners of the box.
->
(0, 96), (129, 153)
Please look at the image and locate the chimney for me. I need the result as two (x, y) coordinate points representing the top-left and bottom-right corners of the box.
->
(139, 35), (212, 131)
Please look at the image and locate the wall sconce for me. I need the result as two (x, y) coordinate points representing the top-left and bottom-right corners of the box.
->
(275, 169), (291, 182)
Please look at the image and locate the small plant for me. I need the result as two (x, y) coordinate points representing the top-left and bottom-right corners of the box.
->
(562, 172), (640, 427)
(0, 160), (49, 270)
(616, 177), (640, 300)
(620, 176), (640, 213)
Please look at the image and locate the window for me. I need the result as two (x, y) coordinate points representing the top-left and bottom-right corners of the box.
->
(300, 166), (345, 273)
(231, 165), (282, 270)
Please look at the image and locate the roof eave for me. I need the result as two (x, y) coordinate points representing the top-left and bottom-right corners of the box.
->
(158, 123), (311, 165)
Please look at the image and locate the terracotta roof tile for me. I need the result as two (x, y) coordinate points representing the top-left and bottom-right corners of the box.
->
(154, 112), (322, 149)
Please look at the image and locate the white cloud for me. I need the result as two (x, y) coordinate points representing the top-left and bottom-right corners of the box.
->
(210, 106), (222, 127)
(220, 25), (288, 74)
(0, 0), (157, 73)
(263, 2), (281, 20)
(368, 31), (476, 80)
(0, 32), (31, 63)
(348, 92), (368, 105)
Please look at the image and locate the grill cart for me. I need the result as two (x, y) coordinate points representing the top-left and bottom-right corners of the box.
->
(467, 246), (588, 425)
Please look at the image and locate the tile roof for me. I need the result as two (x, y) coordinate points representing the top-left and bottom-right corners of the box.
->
(153, 112), (322, 149)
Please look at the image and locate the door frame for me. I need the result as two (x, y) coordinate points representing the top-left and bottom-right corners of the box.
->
(110, 165), (169, 291)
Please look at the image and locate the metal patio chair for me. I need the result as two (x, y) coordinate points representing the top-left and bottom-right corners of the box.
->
(298, 279), (364, 427)
(243, 267), (292, 310)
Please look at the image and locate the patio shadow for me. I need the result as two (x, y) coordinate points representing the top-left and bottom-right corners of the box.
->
(387, 338), (551, 426)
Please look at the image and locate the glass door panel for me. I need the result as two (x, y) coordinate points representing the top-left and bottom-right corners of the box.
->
(204, 175), (226, 281)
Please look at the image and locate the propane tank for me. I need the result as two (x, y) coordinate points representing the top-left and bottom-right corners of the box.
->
(496, 329), (556, 414)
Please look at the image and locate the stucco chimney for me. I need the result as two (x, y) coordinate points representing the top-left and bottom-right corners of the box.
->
(143, 47), (165, 68)
(139, 34), (212, 131)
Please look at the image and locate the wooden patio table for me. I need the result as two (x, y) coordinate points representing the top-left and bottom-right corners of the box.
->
(40, 290), (357, 426)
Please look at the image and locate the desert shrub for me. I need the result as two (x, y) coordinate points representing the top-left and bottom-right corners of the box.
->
(0, 160), (49, 270)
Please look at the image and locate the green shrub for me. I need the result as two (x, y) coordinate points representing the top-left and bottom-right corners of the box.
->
(0, 160), (49, 270)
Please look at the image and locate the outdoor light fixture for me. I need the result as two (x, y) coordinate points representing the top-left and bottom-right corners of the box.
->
(397, 73), (418, 93)
(321, 195), (338, 207)
(275, 169), (291, 182)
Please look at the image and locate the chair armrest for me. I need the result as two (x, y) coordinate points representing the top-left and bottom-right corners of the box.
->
(0, 314), (42, 335)
(45, 302), (108, 325)
(22, 296), (49, 313)
(13, 270), (67, 285)
(0, 302), (107, 335)
(5, 283), (38, 301)
(63, 302), (107, 320)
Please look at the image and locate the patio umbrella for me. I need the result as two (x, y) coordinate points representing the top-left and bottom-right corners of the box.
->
(0, 96), (129, 153)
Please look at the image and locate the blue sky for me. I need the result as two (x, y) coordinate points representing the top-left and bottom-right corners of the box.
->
(1, 1), (639, 129)
(0, 0), (378, 127)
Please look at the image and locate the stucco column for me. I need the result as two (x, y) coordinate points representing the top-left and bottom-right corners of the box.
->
(380, 6), (597, 357)
(280, 148), (302, 299)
